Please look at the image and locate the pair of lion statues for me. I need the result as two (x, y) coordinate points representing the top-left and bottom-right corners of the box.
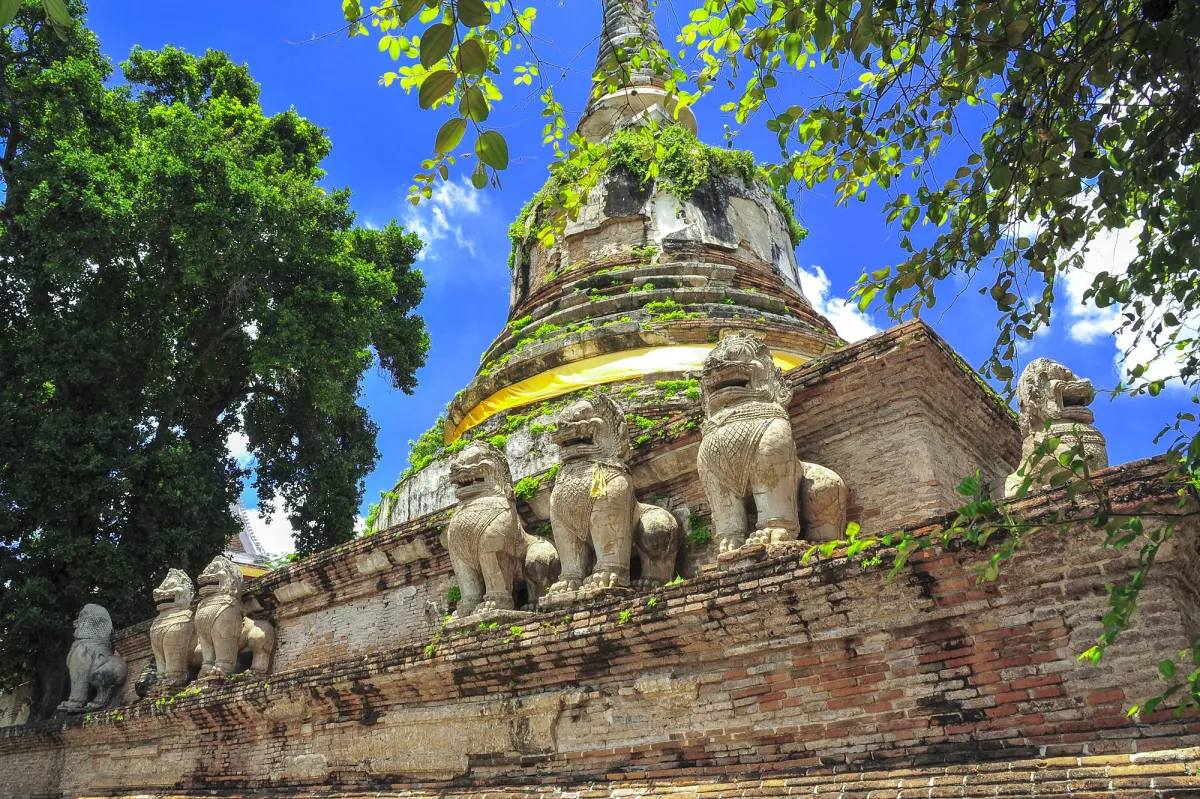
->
(146, 556), (275, 693)
(445, 333), (849, 620)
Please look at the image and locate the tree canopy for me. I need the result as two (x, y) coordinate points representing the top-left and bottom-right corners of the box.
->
(337, 0), (1198, 710)
(0, 2), (428, 707)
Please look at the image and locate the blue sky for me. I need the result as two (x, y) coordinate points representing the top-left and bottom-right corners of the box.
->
(86, 1), (1187, 555)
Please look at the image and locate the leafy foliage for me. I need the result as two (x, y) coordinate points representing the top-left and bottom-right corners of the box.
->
(654, 379), (700, 400)
(0, 0), (72, 39)
(504, 123), (804, 253)
(769, 189), (808, 247)
(513, 463), (559, 500)
(686, 510), (712, 547)
(342, 0), (538, 201)
(0, 11), (427, 703)
(401, 416), (449, 481)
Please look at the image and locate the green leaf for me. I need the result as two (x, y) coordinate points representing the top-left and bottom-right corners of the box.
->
(418, 70), (457, 109)
(456, 37), (488, 76)
(420, 23), (454, 68)
(856, 285), (878, 312)
(1005, 19), (1029, 44)
(434, 117), (466, 152)
(1160, 658), (1176, 680)
(471, 161), (488, 189)
(814, 17), (832, 50)
(397, 0), (424, 22)
(457, 0), (492, 27)
(41, 0), (70, 26)
(475, 130), (509, 170)
(459, 86), (489, 121)
(0, 0), (21, 27)
(956, 475), (980, 497)
(782, 33), (802, 65)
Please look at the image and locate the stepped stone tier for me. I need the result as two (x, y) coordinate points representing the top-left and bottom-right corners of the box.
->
(4, 1), (1200, 797)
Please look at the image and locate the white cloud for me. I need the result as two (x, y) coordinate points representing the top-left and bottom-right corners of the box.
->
(243, 495), (295, 557)
(1062, 226), (1137, 345)
(240, 498), (368, 560)
(403, 178), (484, 260)
(226, 430), (253, 468)
(798, 265), (881, 343)
(1059, 223), (1192, 386)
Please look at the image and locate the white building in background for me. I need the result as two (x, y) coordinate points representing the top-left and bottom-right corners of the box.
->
(225, 501), (269, 579)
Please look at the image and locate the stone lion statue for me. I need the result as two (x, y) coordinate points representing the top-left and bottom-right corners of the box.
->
(1005, 357), (1108, 496)
(57, 604), (127, 713)
(445, 441), (560, 620)
(149, 568), (196, 690)
(194, 556), (275, 678)
(543, 393), (680, 601)
(698, 333), (847, 552)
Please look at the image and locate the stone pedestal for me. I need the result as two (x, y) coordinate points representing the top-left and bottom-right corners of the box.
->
(443, 608), (539, 632)
(538, 586), (635, 610)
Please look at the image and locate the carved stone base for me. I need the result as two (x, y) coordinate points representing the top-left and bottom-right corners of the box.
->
(148, 679), (190, 700)
(194, 672), (230, 685)
(716, 543), (768, 570)
(538, 586), (635, 610)
(444, 608), (538, 632)
(766, 540), (809, 560)
(716, 540), (809, 571)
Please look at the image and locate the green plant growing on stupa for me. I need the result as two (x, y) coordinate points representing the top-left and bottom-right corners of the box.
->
(686, 511), (712, 548)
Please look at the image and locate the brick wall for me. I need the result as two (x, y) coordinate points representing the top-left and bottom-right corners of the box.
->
(3, 459), (1198, 799)
(143, 320), (1021, 695)
(789, 321), (1020, 531)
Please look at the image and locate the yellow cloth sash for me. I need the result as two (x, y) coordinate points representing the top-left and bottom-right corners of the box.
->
(447, 344), (806, 444)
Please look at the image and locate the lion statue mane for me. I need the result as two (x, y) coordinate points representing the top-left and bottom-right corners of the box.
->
(149, 568), (197, 690)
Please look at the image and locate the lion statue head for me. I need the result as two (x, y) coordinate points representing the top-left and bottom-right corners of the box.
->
(552, 394), (630, 463)
(153, 568), (194, 612)
(198, 555), (243, 602)
(73, 604), (114, 643)
(701, 333), (791, 417)
(1016, 358), (1096, 438)
(449, 440), (514, 502)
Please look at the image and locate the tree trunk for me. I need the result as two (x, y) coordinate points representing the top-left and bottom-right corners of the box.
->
(29, 653), (68, 720)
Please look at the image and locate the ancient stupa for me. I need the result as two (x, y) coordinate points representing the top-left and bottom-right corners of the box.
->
(378, 0), (838, 527)
(4, 1), (1199, 796)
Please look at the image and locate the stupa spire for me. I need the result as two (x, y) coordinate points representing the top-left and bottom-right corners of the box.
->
(591, 0), (664, 98)
(578, 0), (696, 142)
